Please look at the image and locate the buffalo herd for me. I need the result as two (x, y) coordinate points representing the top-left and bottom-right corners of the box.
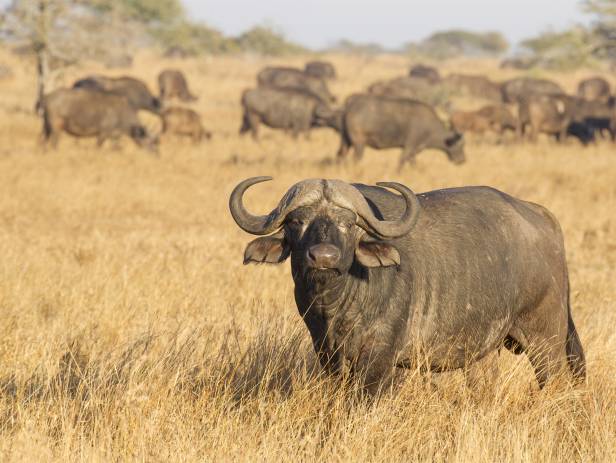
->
(39, 59), (616, 168)
(239, 61), (616, 169)
(40, 68), (208, 152)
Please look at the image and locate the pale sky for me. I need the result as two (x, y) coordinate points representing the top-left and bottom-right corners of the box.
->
(184, 0), (590, 49)
(0, 0), (590, 50)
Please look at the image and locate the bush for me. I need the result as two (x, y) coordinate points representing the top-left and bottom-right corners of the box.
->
(151, 21), (238, 55)
(233, 26), (305, 56)
(407, 30), (509, 59)
(520, 27), (596, 70)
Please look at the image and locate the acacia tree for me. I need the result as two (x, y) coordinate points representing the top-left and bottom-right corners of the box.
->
(584, 0), (616, 60)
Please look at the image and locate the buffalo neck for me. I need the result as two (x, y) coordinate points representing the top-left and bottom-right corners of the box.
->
(292, 262), (398, 322)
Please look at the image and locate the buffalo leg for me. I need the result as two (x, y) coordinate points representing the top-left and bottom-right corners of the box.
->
(352, 143), (365, 161)
(397, 147), (418, 172)
(336, 138), (350, 161)
(240, 111), (259, 140)
(96, 135), (106, 148)
(510, 292), (569, 388)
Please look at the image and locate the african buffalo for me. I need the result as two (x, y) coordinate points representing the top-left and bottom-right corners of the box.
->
(450, 110), (492, 134)
(73, 75), (161, 113)
(337, 94), (465, 169)
(162, 107), (210, 143)
(501, 77), (564, 103)
(158, 69), (197, 102)
(567, 96), (616, 140)
(368, 77), (450, 108)
(409, 64), (440, 83)
(443, 73), (501, 101)
(41, 88), (158, 152)
(452, 104), (516, 135)
(240, 87), (338, 139)
(257, 66), (336, 104)
(577, 77), (611, 103)
(230, 177), (586, 393)
(305, 60), (337, 80)
(517, 94), (595, 145)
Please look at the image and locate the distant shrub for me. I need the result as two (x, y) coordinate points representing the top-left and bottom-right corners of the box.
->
(407, 30), (509, 59)
(151, 21), (238, 54)
(325, 39), (386, 55)
(520, 27), (596, 70)
(233, 26), (305, 55)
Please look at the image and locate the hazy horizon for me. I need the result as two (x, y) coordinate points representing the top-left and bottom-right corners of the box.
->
(186, 0), (590, 49)
(0, 0), (592, 50)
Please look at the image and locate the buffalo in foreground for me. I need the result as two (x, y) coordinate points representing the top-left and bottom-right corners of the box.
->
(41, 88), (158, 152)
(73, 75), (161, 113)
(336, 94), (465, 169)
(230, 177), (586, 394)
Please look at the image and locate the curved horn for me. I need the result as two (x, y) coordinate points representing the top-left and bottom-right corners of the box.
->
(358, 182), (421, 239)
(229, 176), (276, 235)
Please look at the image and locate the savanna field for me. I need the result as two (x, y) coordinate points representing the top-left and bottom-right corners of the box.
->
(0, 48), (615, 461)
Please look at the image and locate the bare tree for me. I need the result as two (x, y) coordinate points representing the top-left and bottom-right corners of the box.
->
(1, 0), (147, 114)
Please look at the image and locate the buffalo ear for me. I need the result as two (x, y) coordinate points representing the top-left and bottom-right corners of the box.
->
(355, 241), (400, 267)
(243, 233), (290, 265)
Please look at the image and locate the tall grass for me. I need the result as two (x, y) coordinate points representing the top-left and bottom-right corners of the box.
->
(0, 47), (615, 461)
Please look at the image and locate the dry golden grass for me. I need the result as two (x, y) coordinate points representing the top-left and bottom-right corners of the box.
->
(0, 48), (615, 461)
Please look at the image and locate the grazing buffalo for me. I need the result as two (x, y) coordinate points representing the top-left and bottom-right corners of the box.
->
(158, 69), (197, 102)
(577, 77), (611, 103)
(476, 104), (517, 134)
(305, 60), (337, 80)
(450, 110), (492, 134)
(337, 94), (465, 169)
(501, 77), (563, 103)
(409, 64), (440, 83)
(162, 107), (210, 143)
(499, 57), (537, 70)
(368, 77), (450, 108)
(567, 96), (616, 140)
(452, 104), (517, 135)
(41, 88), (158, 152)
(443, 73), (501, 101)
(240, 87), (337, 139)
(73, 75), (161, 113)
(230, 177), (586, 393)
(257, 66), (336, 104)
(517, 94), (594, 145)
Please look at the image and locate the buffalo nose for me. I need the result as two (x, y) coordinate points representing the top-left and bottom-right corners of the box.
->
(307, 244), (341, 269)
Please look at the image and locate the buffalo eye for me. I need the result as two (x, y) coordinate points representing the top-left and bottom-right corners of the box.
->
(287, 218), (304, 228)
(338, 219), (353, 230)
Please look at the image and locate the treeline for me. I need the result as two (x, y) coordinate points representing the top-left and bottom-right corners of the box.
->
(0, 0), (306, 59)
(2, 0), (616, 70)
